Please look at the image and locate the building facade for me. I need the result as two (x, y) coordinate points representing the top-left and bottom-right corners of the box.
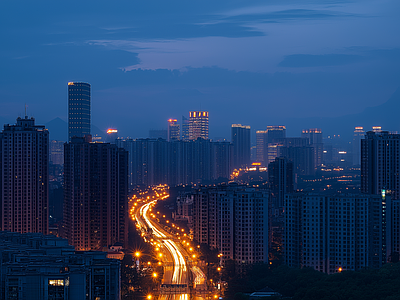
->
(0, 116), (49, 234)
(231, 124), (251, 170)
(284, 193), (387, 274)
(0, 231), (120, 300)
(167, 119), (180, 141)
(192, 184), (269, 265)
(301, 128), (323, 168)
(361, 131), (400, 199)
(189, 111), (209, 140)
(352, 127), (365, 166)
(68, 82), (91, 141)
(63, 137), (128, 250)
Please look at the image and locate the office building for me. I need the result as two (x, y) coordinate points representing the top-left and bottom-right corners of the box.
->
(50, 140), (64, 165)
(189, 111), (209, 140)
(279, 145), (315, 176)
(256, 126), (286, 166)
(256, 130), (267, 164)
(192, 184), (268, 265)
(118, 138), (232, 187)
(68, 82), (91, 141)
(284, 193), (387, 274)
(0, 116), (49, 234)
(181, 116), (190, 141)
(301, 128), (323, 168)
(106, 128), (118, 143)
(63, 137), (128, 250)
(352, 127), (365, 166)
(0, 231), (120, 300)
(231, 124), (251, 170)
(268, 157), (294, 210)
(361, 131), (400, 199)
(167, 119), (180, 141)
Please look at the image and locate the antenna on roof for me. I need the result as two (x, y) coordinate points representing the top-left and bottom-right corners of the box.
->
(24, 103), (27, 117)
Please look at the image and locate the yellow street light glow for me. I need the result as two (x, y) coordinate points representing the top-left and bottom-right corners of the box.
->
(134, 252), (140, 258)
(158, 261), (162, 266)
(147, 261), (151, 265)
(214, 295), (218, 299)
(189, 248), (193, 251)
(153, 272), (158, 278)
(147, 295), (152, 300)
(192, 254), (196, 258)
(217, 267), (221, 271)
(158, 253), (163, 258)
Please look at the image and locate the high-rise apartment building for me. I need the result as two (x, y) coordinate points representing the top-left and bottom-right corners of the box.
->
(284, 193), (387, 274)
(231, 124), (251, 169)
(192, 185), (268, 265)
(352, 127), (364, 166)
(301, 128), (323, 168)
(167, 119), (180, 141)
(68, 82), (91, 141)
(0, 116), (49, 234)
(189, 111), (209, 140)
(361, 131), (400, 199)
(63, 137), (128, 250)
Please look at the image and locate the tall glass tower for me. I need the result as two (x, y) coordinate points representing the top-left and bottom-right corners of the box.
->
(68, 82), (91, 141)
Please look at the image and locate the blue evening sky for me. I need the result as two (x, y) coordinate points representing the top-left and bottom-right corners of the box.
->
(1, 0), (399, 140)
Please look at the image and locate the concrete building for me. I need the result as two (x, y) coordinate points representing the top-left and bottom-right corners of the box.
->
(361, 131), (400, 199)
(117, 138), (232, 187)
(231, 124), (251, 170)
(192, 184), (269, 265)
(284, 193), (387, 274)
(301, 128), (323, 168)
(0, 231), (120, 300)
(189, 111), (209, 140)
(352, 127), (365, 166)
(50, 140), (64, 165)
(0, 116), (49, 234)
(167, 119), (180, 141)
(68, 82), (91, 141)
(268, 157), (294, 210)
(256, 126), (286, 166)
(63, 137), (128, 250)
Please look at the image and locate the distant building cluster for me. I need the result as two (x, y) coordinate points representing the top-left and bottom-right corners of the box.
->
(2, 78), (400, 292)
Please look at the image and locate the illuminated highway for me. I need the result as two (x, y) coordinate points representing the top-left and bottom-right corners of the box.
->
(131, 186), (207, 300)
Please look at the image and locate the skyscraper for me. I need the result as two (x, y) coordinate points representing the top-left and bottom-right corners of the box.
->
(68, 82), (91, 141)
(181, 116), (190, 141)
(0, 116), (49, 234)
(189, 111), (209, 140)
(231, 124), (251, 169)
(256, 130), (267, 164)
(63, 137), (128, 250)
(361, 131), (400, 199)
(256, 126), (286, 166)
(268, 157), (294, 209)
(352, 126), (364, 166)
(301, 128), (323, 168)
(167, 119), (180, 141)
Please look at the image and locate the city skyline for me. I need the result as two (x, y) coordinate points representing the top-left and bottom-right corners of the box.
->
(1, 0), (400, 139)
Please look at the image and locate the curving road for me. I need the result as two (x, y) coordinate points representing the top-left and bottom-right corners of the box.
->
(135, 197), (207, 299)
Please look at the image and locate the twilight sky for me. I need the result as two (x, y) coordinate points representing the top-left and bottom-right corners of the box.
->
(1, 0), (400, 140)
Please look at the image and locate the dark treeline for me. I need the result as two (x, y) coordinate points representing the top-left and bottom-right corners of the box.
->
(225, 263), (400, 300)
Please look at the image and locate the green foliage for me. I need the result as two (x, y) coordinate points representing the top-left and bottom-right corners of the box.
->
(225, 263), (400, 300)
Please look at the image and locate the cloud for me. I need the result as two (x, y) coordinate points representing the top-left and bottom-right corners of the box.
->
(278, 54), (366, 68)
